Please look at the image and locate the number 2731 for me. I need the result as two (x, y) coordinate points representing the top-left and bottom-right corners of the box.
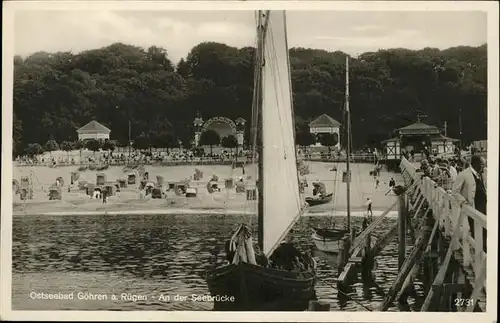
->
(454, 298), (475, 307)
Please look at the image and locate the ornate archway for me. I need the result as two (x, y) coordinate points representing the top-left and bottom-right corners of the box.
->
(202, 117), (237, 137)
(194, 116), (246, 147)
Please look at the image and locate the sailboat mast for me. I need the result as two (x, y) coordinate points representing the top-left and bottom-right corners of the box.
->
(256, 11), (268, 251)
(345, 56), (351, 232)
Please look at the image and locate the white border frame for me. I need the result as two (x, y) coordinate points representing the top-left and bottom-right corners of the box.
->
(2, 1), (498, 322)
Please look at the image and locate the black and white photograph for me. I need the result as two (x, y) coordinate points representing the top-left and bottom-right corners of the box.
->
(2, 1), (498, 321)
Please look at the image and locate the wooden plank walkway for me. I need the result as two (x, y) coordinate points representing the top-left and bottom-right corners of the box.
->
(336, 157), (487, 312)
(400, 157), (487, 311)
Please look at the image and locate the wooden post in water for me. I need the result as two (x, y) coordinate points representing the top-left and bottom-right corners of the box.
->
(338, 235), (351, 273)
(398, 194), (407, 269)
(361, 218), (373, 282)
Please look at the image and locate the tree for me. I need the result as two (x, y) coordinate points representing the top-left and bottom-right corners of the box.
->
(60, 141), (74, 161)
(102, 139), (117, 152)
(73, 140), (85, 163)
(12, 42), (487, 152)
(318, 133), (338, 153)
(24, 143), (44, 158)
(151, 133), (176, 151)
(133, 133), (150, 151)
(85, 139), (101, 155)
(199, 129), (221, 155)
(44, 139), (59, 157)
(296, 131), (316, 149)
(221, 135), (238, 159)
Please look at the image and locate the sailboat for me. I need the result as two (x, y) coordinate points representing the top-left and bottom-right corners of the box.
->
(311, 56), (352, 254)
(205, 11), (317, 311)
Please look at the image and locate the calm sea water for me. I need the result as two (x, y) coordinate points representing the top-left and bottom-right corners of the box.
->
(12, 213), (413, 311)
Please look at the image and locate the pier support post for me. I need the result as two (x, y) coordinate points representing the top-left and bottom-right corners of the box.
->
(361, 220), (374, 283)
(337, 235), (351, 274)
(398, 194), (407, 269)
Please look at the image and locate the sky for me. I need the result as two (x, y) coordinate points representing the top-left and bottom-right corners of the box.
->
(14, 10), (487, 62)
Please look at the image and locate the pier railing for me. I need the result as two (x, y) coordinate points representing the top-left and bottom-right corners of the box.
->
(400, 157), (487, 293)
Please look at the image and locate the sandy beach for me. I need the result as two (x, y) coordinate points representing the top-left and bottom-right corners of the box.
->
(12, 162), (402, 216)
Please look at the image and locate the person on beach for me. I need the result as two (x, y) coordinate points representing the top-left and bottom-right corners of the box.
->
(389, 177), (396, 189)
(102, 190), (107, 204)
(375, 177), (380, 189)
(366, 197), (373, 217)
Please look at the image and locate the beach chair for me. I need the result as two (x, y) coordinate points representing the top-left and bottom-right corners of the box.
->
(13, 179), (21, 194)
(86, 183), (95, 196)
(225, 178), (234, 189)
(21, 176), (29, 188)
(342, 171), (351, 183)
(235, 181), (245, 193)
(151, 188), (162, 199)
(128, 172), (137, 185)
(56, 176), (64, 187)
(71, 172), (80, 184)
(93, 187), (103, 199)
(206, 181), (215, 194)
(174, 183), (188, 196)
(185, 187), (197, 198)
(96, 173), (106, 186)
(156, 176), (164, 187)
(246, 189), (257, 201)
(20, 188), (30, 200)
(49, 185), (62, 200)
(193, 168), (204, 181)
(104, 184), (115, 196)
(117, 179), (127, 188)
(78, 180), (88, 190)
(209, 181), (220, 192)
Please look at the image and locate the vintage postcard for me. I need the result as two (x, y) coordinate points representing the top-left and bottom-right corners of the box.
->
(1, 1), (498, 322)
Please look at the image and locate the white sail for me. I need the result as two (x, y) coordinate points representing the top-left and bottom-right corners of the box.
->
(261, 11), (304, 256)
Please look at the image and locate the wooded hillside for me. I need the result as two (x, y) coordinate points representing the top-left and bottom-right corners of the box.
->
(13, 42), (487, 155)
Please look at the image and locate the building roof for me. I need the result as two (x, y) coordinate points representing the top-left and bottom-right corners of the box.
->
(397, 122), (440, 135)
(77, 120), (111, 134)
(381, 137), (400, 143)
(235, 117), (246, 124)
(309, 114), (341, 128)
(430, 134), (460, 142)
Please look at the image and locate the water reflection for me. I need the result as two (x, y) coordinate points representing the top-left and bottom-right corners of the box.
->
(13, 213), (401, 311)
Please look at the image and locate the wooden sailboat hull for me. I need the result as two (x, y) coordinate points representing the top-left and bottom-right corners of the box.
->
(206, 262), (316, 311)
(311, 232), (342, 254)
(305, 193), (333, 206)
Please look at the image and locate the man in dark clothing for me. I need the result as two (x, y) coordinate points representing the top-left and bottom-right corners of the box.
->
(269, 242), (302, 271)
(472, 156), (487, 214)
(452, 155), (487, 251)
(389, 178), (396, 188)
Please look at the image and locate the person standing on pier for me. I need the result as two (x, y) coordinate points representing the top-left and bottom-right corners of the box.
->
(449, 160), (458, 181)
(366, 197), (373, 217)
(451, 155), (487, 251)
(389, 177), (396, 189)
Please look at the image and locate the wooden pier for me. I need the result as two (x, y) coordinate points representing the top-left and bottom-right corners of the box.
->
(337, 157), (487, 312)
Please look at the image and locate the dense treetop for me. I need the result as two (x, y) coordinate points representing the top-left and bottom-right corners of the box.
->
(13, 42), (487, 155)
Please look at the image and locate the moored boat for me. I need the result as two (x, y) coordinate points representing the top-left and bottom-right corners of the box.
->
(305, 193), (333, 206)
(311, 56), (353, 253)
